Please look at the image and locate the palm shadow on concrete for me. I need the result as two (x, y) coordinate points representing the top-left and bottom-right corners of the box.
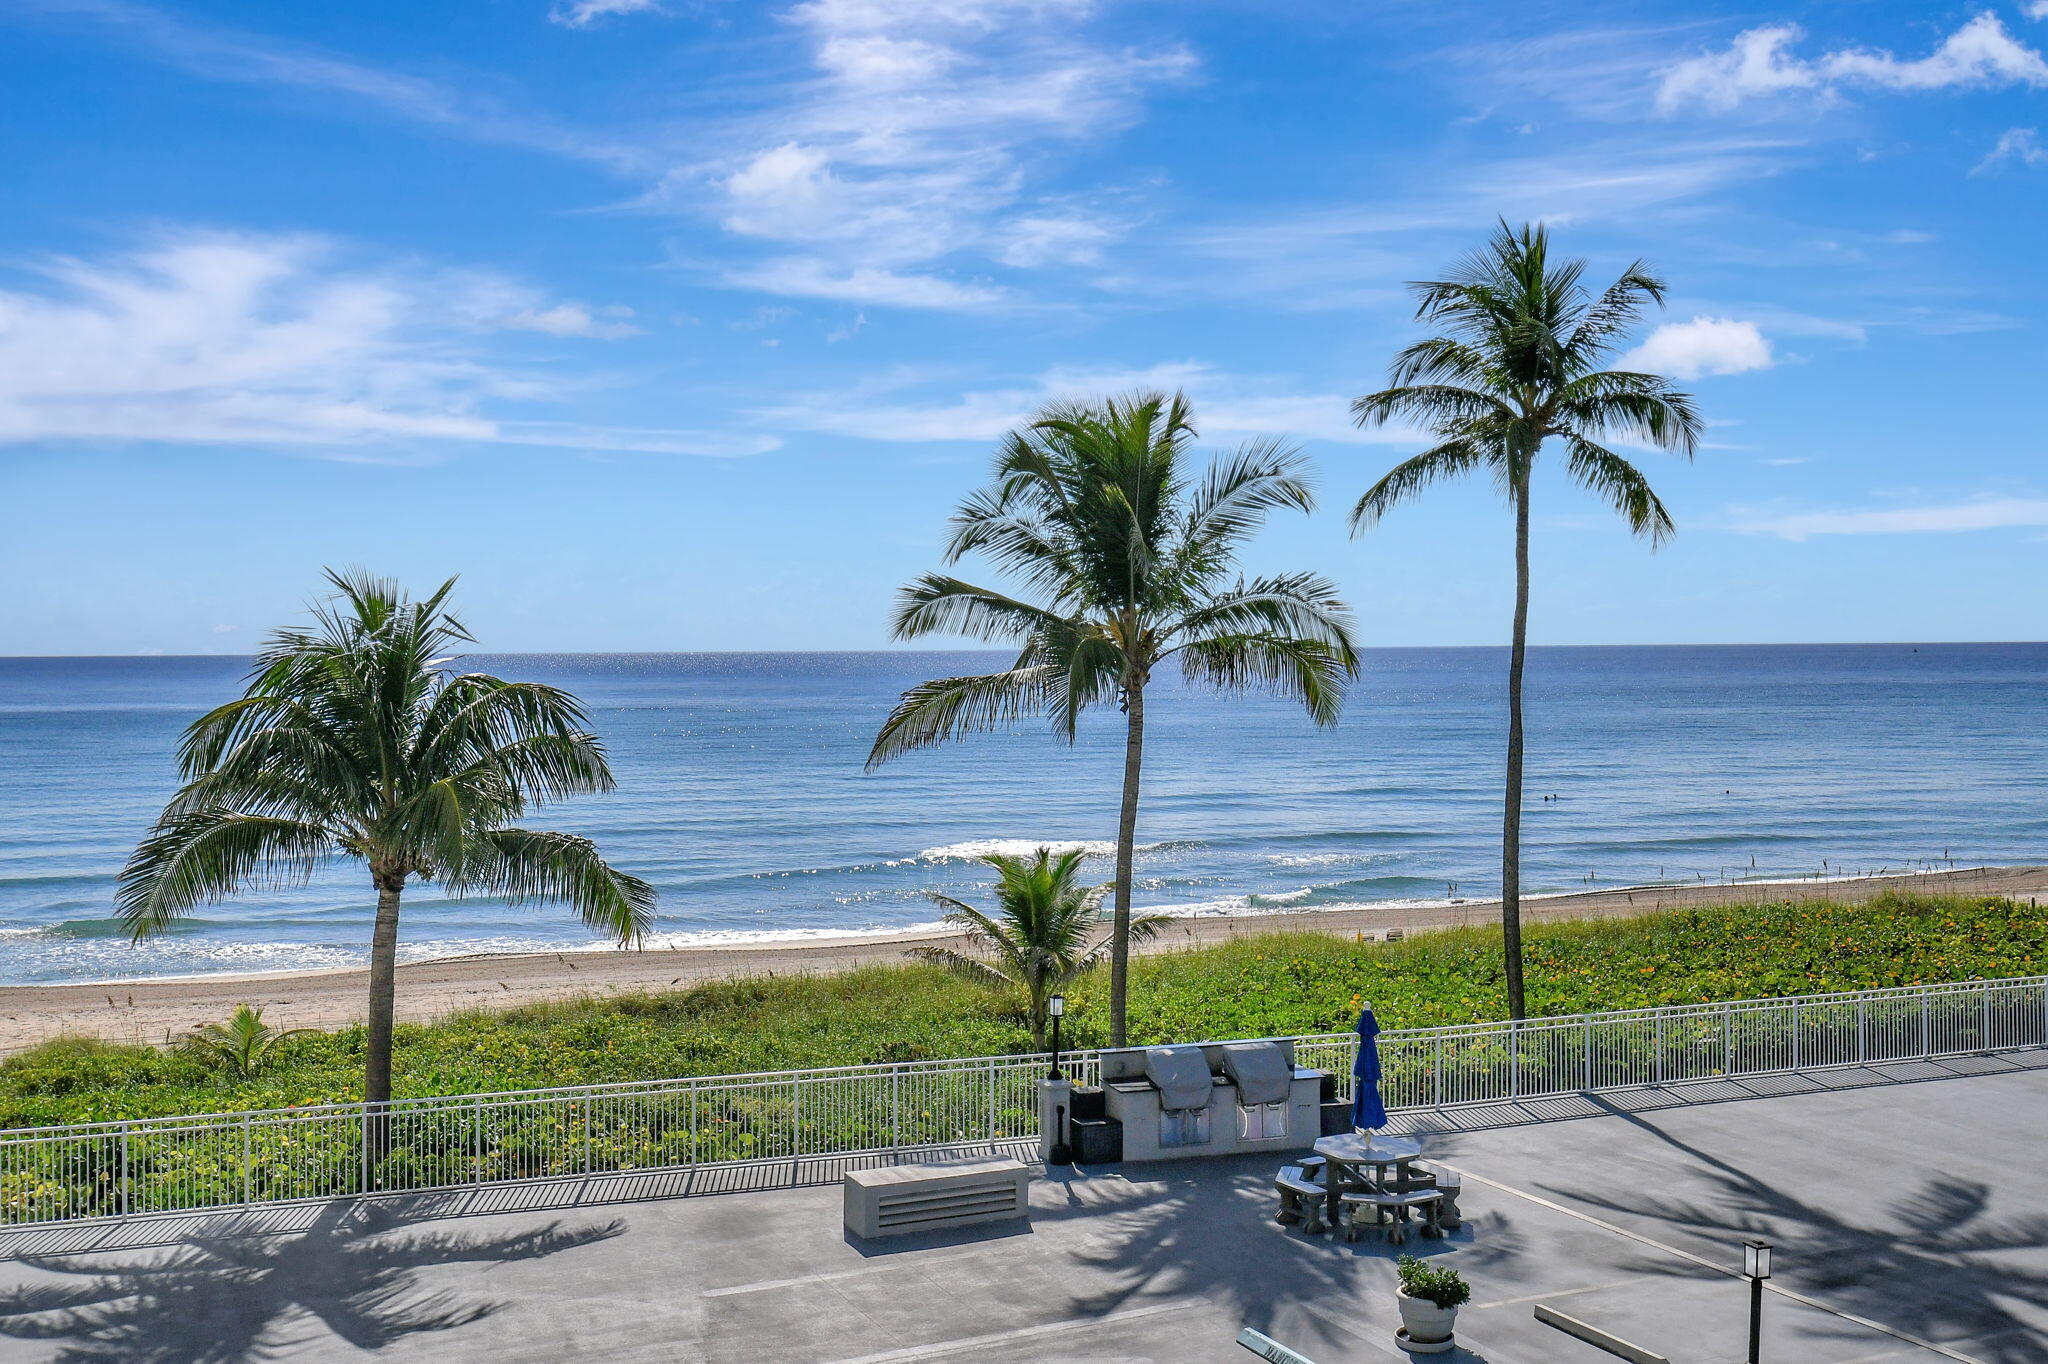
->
(1045, 1152), (1524, 1360)
(1538, 1101), (2048, 1363)
(0, 1201), (623, 1363)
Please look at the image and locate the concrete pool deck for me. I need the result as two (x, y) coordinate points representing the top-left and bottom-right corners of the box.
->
(0, 1051), (2042, 1362)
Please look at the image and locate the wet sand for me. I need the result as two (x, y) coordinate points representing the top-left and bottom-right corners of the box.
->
(3, 864), (2041, 1051)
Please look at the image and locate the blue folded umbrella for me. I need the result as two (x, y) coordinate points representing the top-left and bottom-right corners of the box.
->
(1351, 1005), (1388, 1132)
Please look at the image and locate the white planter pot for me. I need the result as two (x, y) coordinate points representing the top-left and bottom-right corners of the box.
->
(1396, 1288), (1458, 1353)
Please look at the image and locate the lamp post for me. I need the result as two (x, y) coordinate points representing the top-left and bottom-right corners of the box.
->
(1742, 1239), (1772, 1363)
(1045, 995), (1072, 1166)
(1046, 995), (1066, 1080)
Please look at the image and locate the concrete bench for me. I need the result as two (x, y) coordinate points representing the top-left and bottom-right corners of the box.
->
(1340, 1188), (1442, 1244)
(843, 1158), (1031, 1239)
(1273, 1165), (1328, 1234)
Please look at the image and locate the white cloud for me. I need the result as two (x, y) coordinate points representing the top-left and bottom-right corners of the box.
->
(725, 258), (1007, 309)
(1658, 15), (2048, 112)
(2028, 0), (2048, 18)
(1620, 317), (1774, 379)
(1975, 127), (2048, 172)
(0, 230), (769, 457)
(548, 0), (662, 27)
(1732, 497), (2048, 540)
(761, 361), (1424, 445)
(995, 213), (1120, 267)
(1173, 138), (1790, 305)
(22, 0), (640, 170)
(667, 0), (1194, 306)
(495, 303), (642, 338)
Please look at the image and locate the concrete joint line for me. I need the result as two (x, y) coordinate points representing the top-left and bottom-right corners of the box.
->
(821, 1299), (1198, 1363)
(1434, 1162), (1985, 1364)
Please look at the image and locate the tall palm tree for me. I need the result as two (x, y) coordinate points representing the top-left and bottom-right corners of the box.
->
(1350, 222), (1700, 1019)
(119, 570), (654, 1106)
(869, 392), (1360, 1045)
(910, 847), (1169, 1050)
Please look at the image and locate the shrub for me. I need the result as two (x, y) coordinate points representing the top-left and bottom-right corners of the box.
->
(1396, 1254), (1470, 1308)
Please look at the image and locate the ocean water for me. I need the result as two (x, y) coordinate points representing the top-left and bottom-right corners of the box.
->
(0, 645), (2043, 986)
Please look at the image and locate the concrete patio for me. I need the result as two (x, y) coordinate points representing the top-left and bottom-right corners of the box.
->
(0, 1050), (2042, 1362)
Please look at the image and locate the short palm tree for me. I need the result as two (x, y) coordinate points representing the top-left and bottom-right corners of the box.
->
(119, 570), (654, 1106)
(1350, 222), (1700, 1019)
(910, 847), (1168, 1050)
(869, 392), (1360, 1046)
(182, 1004), (311, 1080)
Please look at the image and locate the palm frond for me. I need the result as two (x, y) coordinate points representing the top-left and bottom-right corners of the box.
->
(889, 575), (1074, 645)
(1178, 633), (1356, 725)
(1561, 435), (1677, 546)
(118, 811), (337, 939)
(904, 945), (1013, 990)
(1349, 437), (1490, 532)
(468, 828), (655, 944)
(866, 664), (1060, 768)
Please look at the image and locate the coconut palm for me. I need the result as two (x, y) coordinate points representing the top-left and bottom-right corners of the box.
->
(1350, 222), (1700, 1019)
(910, 847), (1168, 1050)
(870, 392), (1360, 1046)
(119, 570), (654, 1107)
(182, 1004), (312, 1080)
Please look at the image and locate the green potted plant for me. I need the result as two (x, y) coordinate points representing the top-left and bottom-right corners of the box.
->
(1394, 1254), (1469, 1354)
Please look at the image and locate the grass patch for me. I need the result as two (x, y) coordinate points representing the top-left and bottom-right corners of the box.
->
(5, 892), (2043, 1129)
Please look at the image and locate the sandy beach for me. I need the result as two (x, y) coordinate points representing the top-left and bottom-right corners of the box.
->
(3, 864), (2040, 1052)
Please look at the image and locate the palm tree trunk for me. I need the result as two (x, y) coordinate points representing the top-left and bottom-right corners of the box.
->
(1501, 477), (1531, 1020)
(1107, 680), (1147, 1048)
(365, 871), (404, 1106)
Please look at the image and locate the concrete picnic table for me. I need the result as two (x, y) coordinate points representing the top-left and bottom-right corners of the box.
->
(1311, 1132), (1424, 1228)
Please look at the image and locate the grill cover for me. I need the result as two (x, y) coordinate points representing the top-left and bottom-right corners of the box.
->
(1142, 1045), (1216, 1111)
(1220, 1042), (1293, 1107)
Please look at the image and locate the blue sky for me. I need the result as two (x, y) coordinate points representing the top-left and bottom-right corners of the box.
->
(1, 0), (2044, 654)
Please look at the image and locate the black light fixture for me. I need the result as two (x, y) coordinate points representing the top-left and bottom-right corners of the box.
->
(1742, 1239), (1772, 1363)
(1045, 995), (1072, 1166)
(1046, 995), (1066, 1080)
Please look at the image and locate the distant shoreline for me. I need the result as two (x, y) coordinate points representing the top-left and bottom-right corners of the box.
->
(3, 863), (2040, 1053)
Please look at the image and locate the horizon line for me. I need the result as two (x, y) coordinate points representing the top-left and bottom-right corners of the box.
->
(5, 640), (2047, 661)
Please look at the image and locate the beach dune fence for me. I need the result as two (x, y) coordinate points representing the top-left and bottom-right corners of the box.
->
(2, 974), (2043, 1228)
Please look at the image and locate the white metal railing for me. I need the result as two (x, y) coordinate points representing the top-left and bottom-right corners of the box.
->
(1, 974), (2041, 1228)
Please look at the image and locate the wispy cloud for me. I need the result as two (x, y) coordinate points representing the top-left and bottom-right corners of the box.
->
(657, 0), (1195, 308)
(1732, 497), (2048, 540)
(13, 0), (642, 170)
(1171, 138), (1790, 305)
(1658, 15), (2048, 113)
(1975, 127), (2047, 173)
(1621, 317), (1774, 379)
(759, 361), (1422, 446)
(548, 0), (663, 28)
(0, 229), (769, 457)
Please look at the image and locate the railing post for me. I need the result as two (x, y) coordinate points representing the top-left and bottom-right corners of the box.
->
(1583, 1018), (1594, 1091)
(1982, 982), (1992, 1047)
(1792, 1001), (1802, 1071)
(986, 1061), (997, 1142)
(1432, 1037), (1443, 1107)
(1858, 998), (1867, 1064)
(1654, 1012), (1666, 1085)
(242, 1117), (252, 1207)
(119, 1127), (130, 1218)
(1723, 1006), (1733, 1076)
(1508, 1020), (1520, 1100)
(890, 1067), (902, 1151)
(472, 1097), (484, 1188)
(1920, 992), (1931, 1058)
